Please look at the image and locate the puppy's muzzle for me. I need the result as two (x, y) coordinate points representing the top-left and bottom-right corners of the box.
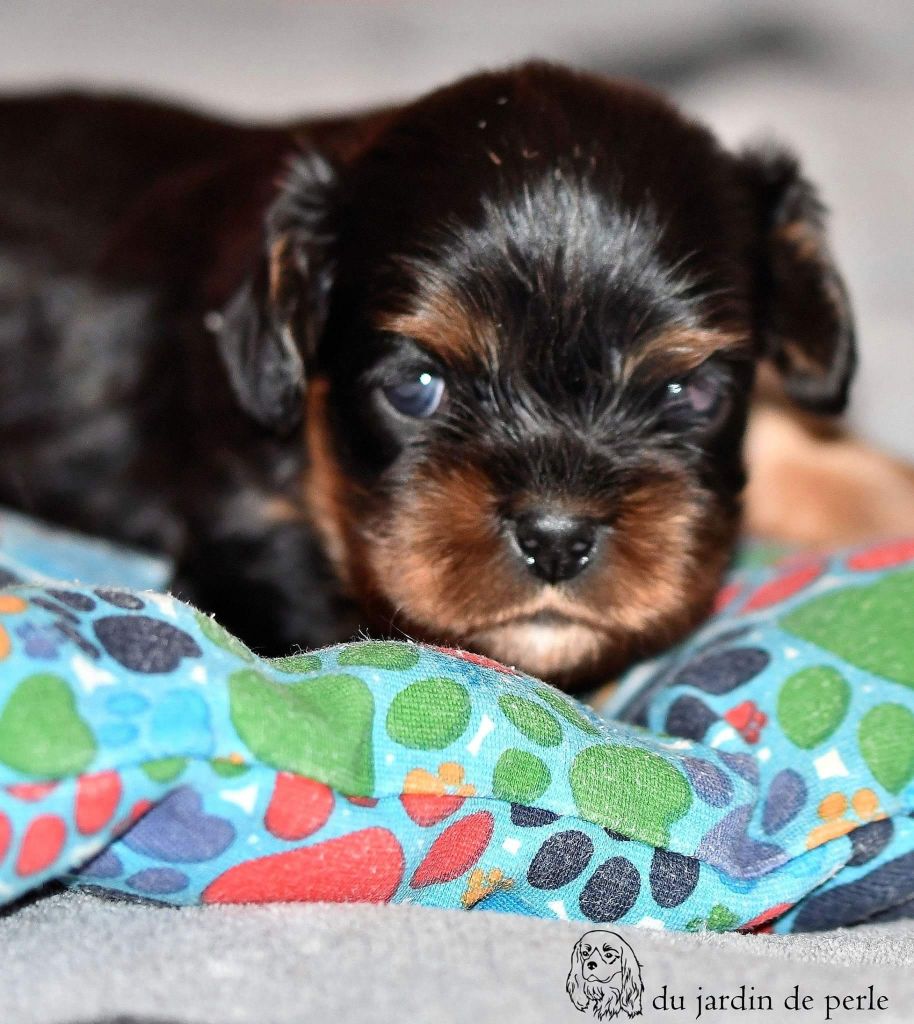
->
(512, 511), (597, 584)
(583, 959), (618, 985)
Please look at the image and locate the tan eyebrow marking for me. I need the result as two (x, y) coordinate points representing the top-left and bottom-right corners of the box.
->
(374, 288), (498, 365)
(623, 326), (749, 382)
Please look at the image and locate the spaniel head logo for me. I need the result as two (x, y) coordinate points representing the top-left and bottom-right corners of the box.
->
(566, 930), (643, 1020)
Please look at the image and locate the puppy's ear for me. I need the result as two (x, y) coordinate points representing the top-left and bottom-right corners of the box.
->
(617, 939), (644, 1017)
(739, 144), (856, 415)
(218, 151), (338, 433)
(565, 946), (589, 1012)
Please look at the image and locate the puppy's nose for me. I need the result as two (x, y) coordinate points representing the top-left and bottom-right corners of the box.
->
(513, 512), (597, 584)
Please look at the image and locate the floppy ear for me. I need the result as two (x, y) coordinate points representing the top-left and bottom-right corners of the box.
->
(617, 939), (644, 1018)
(566, 944), (590, 1012)
(739, 144), (856, 415)
(217, 151), (338, 433)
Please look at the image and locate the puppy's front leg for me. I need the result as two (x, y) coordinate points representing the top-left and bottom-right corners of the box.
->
(745, 404), (914, 547)
(174, 520), (356, 657)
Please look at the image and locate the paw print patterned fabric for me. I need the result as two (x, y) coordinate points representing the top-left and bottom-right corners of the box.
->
(1, 510), (913, 933)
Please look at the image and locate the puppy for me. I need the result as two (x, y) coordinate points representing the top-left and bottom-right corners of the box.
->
(566, 929), (643, 1020)
(0, 63), (867, 688)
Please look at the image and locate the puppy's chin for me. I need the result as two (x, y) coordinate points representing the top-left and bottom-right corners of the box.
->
(469, 619), (615, 686)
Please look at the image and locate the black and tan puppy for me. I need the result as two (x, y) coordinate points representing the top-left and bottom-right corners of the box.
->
(0, 63), (858, 688)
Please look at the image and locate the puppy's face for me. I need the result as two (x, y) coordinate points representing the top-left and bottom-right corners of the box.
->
(576, 932), (624, 985)
(220, 64), (855, 688)
(312, 158), (750, 685)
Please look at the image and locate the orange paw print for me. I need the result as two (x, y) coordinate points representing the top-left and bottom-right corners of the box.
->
(0, 594), (28, 661)
(806, 788), (885, 850)
(461, 867), (514, 908)
(403, 762), (476, 797)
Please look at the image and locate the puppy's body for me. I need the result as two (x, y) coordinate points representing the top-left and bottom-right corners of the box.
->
(0, 95), (356, 647)
(0, 65), (876, 686)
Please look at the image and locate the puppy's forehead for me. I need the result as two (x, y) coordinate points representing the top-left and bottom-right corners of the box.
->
(375, 173), (638, 346)
(351, 66), (750, 372)
(579, 928), (620, 950)
(351, 65), (742, 257)
(374, 175), (743, 376)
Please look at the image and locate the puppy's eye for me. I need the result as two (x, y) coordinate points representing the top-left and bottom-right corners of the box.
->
(382, 372), (445, 418)
(663, 366), (727, 425)
(666, 378), (716, 413)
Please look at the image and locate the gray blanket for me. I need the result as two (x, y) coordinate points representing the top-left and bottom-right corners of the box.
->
(2, 890), (913, 1023)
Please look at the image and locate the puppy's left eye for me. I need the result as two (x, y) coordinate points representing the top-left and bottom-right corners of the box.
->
(663, 366), (727, 424)
(382, 372), (445, 418)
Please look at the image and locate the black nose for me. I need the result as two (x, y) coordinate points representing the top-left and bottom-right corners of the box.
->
(513, 512), (597, 584)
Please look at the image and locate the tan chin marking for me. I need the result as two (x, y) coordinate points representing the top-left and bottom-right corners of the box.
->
(471, 621), (609, 680)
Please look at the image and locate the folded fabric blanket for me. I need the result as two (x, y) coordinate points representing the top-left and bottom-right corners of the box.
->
(0, 508), (913, 933)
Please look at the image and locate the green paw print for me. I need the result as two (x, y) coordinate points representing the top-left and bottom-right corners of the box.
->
(0, 673), (96, 776)
(782, 571), (914, 687)
(229, 670), (375, 795)
(570, 744), (692, 847)
(687, 904), (740, 932)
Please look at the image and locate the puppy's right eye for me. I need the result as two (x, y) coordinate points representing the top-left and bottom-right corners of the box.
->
(381, 372), (445, 418)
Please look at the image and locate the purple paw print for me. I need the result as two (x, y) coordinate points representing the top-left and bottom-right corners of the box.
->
(123, 786), (235, 862)
(15, 622), (64, 659)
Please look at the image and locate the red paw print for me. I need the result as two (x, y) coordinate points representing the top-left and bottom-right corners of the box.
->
(724, 700), (768, 744)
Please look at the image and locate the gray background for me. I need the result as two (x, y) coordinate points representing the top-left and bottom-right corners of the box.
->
(2, 0), (913, 455)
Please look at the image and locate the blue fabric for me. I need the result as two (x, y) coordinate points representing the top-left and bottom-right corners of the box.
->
(0, 508), (912, 933)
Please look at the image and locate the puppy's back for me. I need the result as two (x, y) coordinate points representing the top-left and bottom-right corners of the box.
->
(0, 93), (265, 542)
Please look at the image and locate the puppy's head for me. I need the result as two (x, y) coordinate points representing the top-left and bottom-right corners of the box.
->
(218, 63), (855, 688)
(567, 929), (643, 1018)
